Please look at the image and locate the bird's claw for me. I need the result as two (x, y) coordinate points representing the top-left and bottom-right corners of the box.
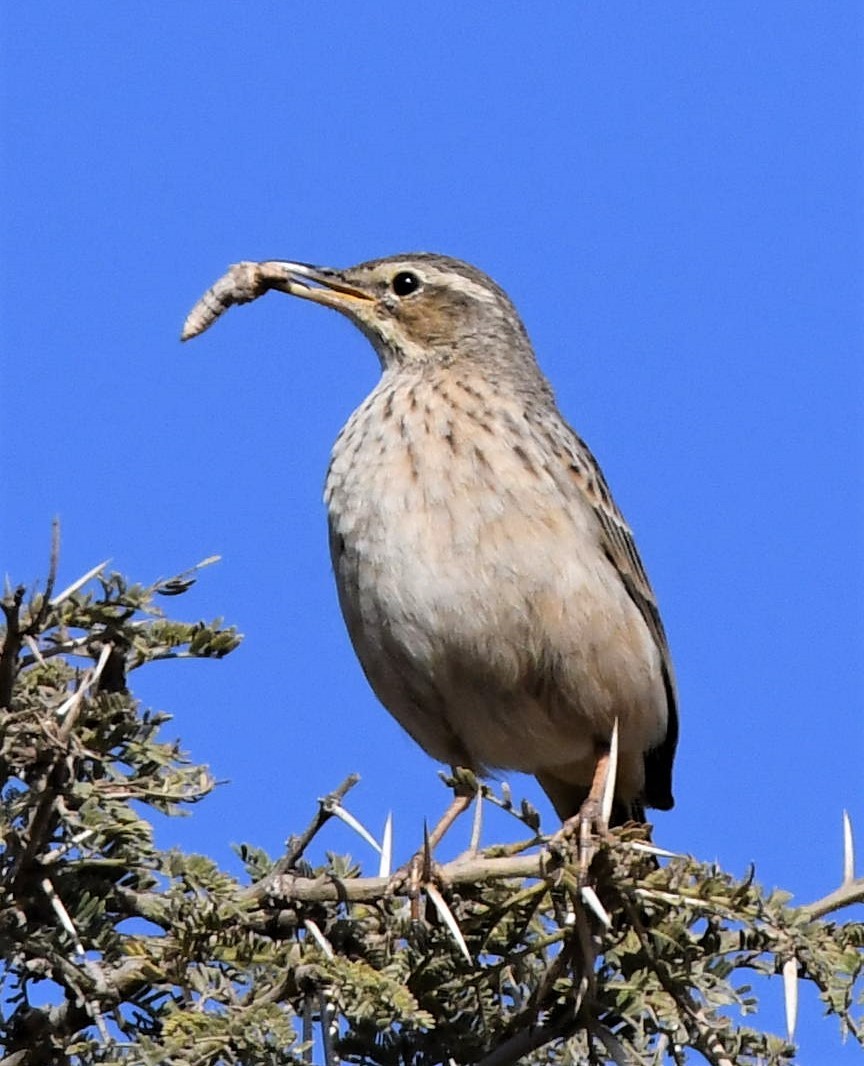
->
(385, 851), (446, 922)
(548, 797), (611, 879)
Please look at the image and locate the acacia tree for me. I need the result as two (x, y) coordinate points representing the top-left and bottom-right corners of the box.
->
(1, 542), (862, 1065)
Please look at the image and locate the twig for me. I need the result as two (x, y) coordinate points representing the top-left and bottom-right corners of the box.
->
(243, 774), (361, 902)
(32, 518), (61, 630)
(477, 1011), (578, 1066)
(800, 878), (864, 920)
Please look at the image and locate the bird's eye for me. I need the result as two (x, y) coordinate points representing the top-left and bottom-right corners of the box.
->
(391, 271), (421, 297)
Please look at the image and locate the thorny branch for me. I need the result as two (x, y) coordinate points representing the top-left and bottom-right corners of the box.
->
(1, 552), (861, 1066)
(802, 877), (864, 920)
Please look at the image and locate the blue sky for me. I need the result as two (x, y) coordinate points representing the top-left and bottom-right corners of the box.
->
(2, 4), (862, 1059)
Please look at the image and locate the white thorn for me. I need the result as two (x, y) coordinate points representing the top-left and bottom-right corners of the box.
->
(50, 559), (110, 607)
(90, 641), (113, 685)
(55, 643), (113, 719)
(194, 554), (221, 569)
(580, 884), (611, 928)
(469, 786), (483, 852)
(782, 956), (798, 1042)
(329, 803), (381, 854)
(23, 634), (46, 665)
(842, 809), (855, 884)
(601, 717), (620, 827)
(626, 840), (682, 859)
(378, 813), (393, 878)
(41, 877), (84, 950)
(319, 991), (337, 1066)
(303, 919), (334, 959)
(425, 883), (472, 962)
(41, 828), (96, 864)
(41, 877), (110, 1042)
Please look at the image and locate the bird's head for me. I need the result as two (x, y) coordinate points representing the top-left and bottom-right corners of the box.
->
(276, 253), (536, 375)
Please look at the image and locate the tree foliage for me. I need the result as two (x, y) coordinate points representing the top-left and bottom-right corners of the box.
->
(1, 551), (861, 1065)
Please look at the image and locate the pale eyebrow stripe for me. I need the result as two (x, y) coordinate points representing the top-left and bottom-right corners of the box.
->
(423, 271), (500, 304)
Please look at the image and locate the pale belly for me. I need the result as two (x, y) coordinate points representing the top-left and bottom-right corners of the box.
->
(324, 377), (667, 784)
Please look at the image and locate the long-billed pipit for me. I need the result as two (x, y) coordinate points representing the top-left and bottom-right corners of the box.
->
(183, 254), (678, 834)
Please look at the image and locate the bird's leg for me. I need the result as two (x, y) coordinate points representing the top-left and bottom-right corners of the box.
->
(551, 732), (618, 878)
(574, 747), (613, 872)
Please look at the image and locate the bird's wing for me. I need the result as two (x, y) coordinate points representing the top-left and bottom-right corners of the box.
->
(561, 428), (678, 808)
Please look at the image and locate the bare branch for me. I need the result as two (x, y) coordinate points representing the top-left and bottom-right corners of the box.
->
(265, 850), (550, 905)
(31, 518), (61, 631)
(476, 1013), (579, 1066)
(801, 877), (864, 920)
(243, 773), (361, 902)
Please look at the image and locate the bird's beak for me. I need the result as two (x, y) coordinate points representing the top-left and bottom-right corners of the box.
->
(272, 261), (375, 314)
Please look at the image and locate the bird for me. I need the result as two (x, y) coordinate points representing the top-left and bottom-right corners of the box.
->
(182, 253), (678, 832)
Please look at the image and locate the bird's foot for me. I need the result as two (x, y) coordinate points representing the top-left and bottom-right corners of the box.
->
(384, 847), (447, 922)
(549, 796), (611, 880)
(385, 851), (420, 897)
